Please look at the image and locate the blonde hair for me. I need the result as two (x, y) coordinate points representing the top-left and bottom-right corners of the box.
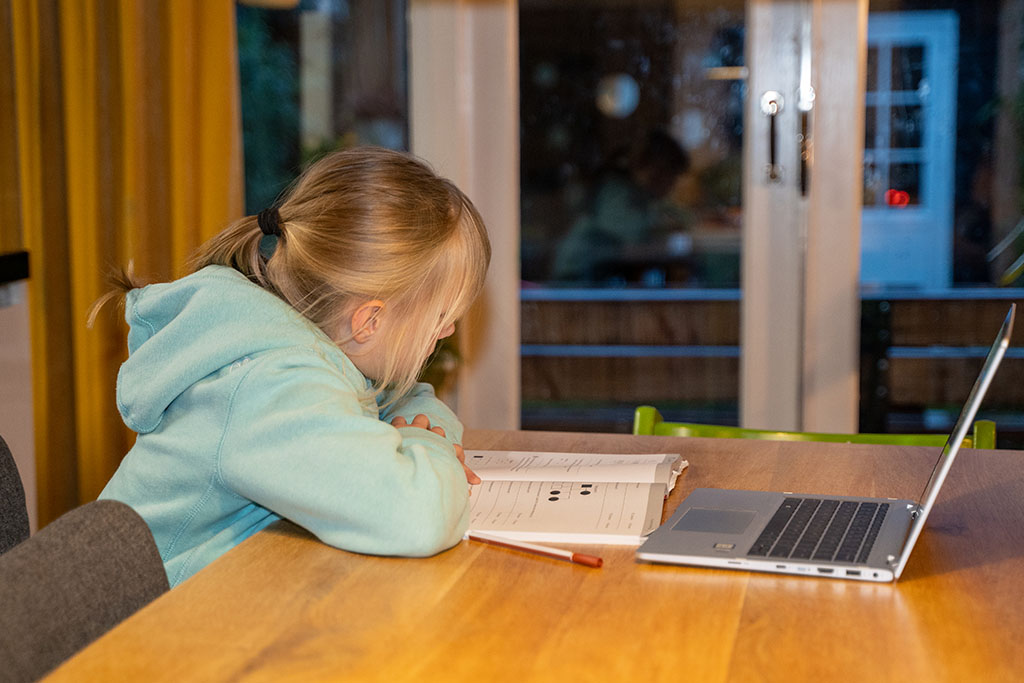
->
(106, 146), (490, 401)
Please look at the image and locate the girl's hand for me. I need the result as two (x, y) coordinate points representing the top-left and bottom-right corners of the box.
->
(391, 414), (481, 485)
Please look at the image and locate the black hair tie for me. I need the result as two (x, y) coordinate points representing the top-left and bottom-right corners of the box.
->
(257, 207), (282, 237)
(257, 208), (282, 260)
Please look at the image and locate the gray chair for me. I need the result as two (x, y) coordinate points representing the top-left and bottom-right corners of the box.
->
(0, 434), (30, 555)
(0, 499), (169, 682)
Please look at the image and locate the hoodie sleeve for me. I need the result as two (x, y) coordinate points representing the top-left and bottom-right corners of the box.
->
(377, 382), (464, 444)
(216, 352), (470, 557)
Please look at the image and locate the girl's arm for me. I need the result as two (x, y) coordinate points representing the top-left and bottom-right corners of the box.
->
(217, 356), (470, 557)
(377, 382), (464, 444)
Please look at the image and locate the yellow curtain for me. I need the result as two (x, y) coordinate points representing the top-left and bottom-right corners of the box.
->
(3, 0), (244, 526)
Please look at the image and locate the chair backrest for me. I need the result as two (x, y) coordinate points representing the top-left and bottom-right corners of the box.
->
(0, 434), (31, 555)
(633, 406), (997, 449)
(0, 499), (170, 682)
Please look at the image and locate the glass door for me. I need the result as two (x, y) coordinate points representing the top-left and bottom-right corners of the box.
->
(518, 1), (749, 432)
(858, 1), (1024, 446)
(408, 0), (869, 434)
(408, 0), (1021, 441)
(517, 0), (867, 434)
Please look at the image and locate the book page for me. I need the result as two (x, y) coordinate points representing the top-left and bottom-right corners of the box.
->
(464, 450), (685, 487)
(466, 480), (669, 545)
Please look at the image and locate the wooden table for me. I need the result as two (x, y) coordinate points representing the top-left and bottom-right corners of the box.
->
(49, 430), (1024, 681)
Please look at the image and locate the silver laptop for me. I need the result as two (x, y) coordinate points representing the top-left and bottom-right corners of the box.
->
(637, 304), (1015, 582)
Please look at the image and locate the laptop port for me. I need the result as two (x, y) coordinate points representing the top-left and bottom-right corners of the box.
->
(776, 565), (786, 569)
(817, 568), (834, 574)
(846, 570), (861, 577)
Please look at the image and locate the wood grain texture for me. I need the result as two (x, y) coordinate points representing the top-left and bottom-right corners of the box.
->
(48, 431), (1024, 682)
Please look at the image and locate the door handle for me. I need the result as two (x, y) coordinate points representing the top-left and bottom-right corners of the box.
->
(760, 91), (784, 183)
(799, 109), (811, 196)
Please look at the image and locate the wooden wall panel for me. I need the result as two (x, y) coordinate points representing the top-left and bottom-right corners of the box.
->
(521, 300), (740, 345)
(889, 358), (1024, 407)
(522, 298), (1022, 429)
(889, 299), (1023, 345)
(522, 356), (738, 402)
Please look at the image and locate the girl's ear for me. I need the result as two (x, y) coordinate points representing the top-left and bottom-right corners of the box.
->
(350, 300), (385, 344)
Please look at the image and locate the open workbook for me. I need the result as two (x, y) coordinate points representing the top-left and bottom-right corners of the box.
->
(464, 450), (687, 545)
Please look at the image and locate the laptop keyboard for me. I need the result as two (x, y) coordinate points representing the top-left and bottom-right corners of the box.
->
(747, 498), (889, 564)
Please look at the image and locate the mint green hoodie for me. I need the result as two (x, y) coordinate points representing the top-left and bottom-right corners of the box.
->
(100, 265), (470, 587)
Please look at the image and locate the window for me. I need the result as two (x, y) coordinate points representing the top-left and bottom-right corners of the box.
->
(519, 0), (1024, 444)
(237, 1), (409, 214)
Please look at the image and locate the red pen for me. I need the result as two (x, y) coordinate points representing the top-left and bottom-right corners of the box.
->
(467, 531), (603, 568)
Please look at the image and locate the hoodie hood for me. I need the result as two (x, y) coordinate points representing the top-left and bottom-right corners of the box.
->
(117, 265), (359, 434)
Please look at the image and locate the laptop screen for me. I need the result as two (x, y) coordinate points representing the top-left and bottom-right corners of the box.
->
(893, 303), (1015, 578)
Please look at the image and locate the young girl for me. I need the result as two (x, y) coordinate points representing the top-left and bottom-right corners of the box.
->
(97, 147), (490, 587)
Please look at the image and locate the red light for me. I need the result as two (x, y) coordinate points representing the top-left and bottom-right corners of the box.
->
(885, 189), (910, 207)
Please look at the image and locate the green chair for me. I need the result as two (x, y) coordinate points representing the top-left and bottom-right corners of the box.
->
(633, 405), (996, 449)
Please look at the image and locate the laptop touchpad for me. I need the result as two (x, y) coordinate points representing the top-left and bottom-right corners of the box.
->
(673, 507), (756, 534)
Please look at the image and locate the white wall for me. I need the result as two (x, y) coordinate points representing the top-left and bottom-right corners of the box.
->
(0, 281), (37, 532)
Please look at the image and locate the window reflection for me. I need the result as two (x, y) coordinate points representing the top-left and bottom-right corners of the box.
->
(865, 2), (1020, 288)
(519, 1), (746, 433)
(891, 45), (925, 91)
(861, 1), (1021, 447)
(520, 1), (1022, 441)
(237, 1), (409, 214)
(889, 105), (923, 149)
(520, 1), (746, 289)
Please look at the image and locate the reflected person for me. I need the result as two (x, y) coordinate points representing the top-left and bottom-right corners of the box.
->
(552, 130), (690, 283)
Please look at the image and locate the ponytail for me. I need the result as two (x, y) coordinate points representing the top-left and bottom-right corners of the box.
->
(86, 262), (146, 328)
